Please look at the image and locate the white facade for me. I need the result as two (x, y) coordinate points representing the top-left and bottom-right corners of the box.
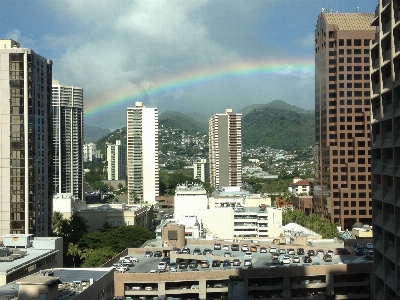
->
(193, 159), (209, 183)
(106, 140), (126, 180)
(126, 102), (159, 204)
(288, 177), (312, 196)
(52, 80), (84, 201)
(174, 183), (208, 218)
(0, 39), (53, 237)
(83, 143), (97, 162)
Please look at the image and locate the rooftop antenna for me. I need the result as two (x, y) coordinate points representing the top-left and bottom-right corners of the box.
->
(357, 7), (360, 13)
(321, 7), (325, 12)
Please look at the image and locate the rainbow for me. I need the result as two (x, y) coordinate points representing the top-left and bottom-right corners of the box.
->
(84, 59), (314, 122)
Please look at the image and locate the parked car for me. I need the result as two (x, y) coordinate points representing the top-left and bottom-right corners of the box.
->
(260, 247), (267, 253)
(144, 251), (153, 257)
(316, 249), (324, 256)
(212, 260), (221, 267)
(221, 244), (228, 251)
(292, 256), (300, 263)
(323, 254), (332, 262)
(365, 243), (373, 249)
(200, 260), (210, 268)
(272, 256), (280, 264)
(241, 244), (249, 251)
(365, 250), (374, 260)
(158, 262), (167, 271)
(161, 257), (170, 264)
(326, 250), (334, 256)
(203, 248), (213, 255)
(233, 259), (241, 266)
(297, 248), (305, 255)
(279, 248), (286, 255)
(307, 250), (315, 256)
(224, 252), (232, 257)
(189, 261), (198, 269)
(287, 248), (295, 255)
(355, 247), (365, 256)
(213, 283), (224, 288)
(222, 259), (231, 267)
(281, 255), (291, 264)
(178, 262), (188, 269)
(231, 244), (239, 251)
(250, 246), (258, 252)
(214, 243), (221, 250)
(193, 248), (202, 255)
(181, 248), (191, 254)
(244, 259), (252, 266)
(303, 256), (312, 263)
(269, 246), (277, 253)
(169, 263), (178, 272)
(245, 251), (253, 259)
(154, 251), (162, 257)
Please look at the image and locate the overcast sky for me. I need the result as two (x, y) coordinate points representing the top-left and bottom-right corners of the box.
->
(1, 0), (377, 129)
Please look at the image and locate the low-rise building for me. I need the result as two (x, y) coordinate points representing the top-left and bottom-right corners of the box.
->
(0, 235), (63, 286)
(288, 177), (313, 196)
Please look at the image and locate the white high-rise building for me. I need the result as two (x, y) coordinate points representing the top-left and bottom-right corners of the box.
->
(52, 80), (84, 201)
(0, 39), (53, 236)
(193, 159), (209, 183)
(126, 102), (159, 204)
(209, 109), (242, 188)
(107, 140), (127, 180)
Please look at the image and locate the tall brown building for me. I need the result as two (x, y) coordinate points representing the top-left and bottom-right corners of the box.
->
(314, 13), (375, 230)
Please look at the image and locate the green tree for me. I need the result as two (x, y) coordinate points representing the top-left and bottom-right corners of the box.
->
(81, 246), (118, 267)
(67, 243), (81, 268)
(52, 211), (68, 237)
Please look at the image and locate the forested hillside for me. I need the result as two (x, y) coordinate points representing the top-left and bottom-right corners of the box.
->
(241, 107), (314, 151)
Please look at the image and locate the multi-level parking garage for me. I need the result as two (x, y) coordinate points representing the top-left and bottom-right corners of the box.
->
(111, 241), (373, 300)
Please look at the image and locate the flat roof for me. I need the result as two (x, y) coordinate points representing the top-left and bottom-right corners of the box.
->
(52, 268), (112, 283)
(0, 248), (57, 275)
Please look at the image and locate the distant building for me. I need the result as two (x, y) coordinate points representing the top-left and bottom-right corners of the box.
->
(83, 142), (101, 162)
(288, 177), (312, 196)
(126, 102), (159, 204)
(0, 39), (53, 236)
(52, 80), (84, 201)
(209, 109), (242, 188)
(106, 140), (126, 180)
(193, 158), (209, 182)
(314, 12), (375, 230)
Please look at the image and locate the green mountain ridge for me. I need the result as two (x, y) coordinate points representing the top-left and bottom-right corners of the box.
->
(92, 100), (315, 152)
(242, 107), (314, 151)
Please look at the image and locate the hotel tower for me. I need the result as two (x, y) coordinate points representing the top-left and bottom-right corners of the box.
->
(126, 102), (159, 204)
(208, 109), (242, 188)
(0, 39), (53, 236)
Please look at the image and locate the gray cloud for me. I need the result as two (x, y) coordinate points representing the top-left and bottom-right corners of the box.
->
(46, 0), (314, 129)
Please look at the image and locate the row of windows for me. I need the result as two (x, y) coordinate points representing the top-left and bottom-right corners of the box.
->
(332, 149), (369, 156)
(329, 91), (370, 98)
(329, 99), (370, 106)
(334, 209), (372, 216)
(332, 158), (370, 164)
(329, 49), (371, 56)
(329, 57), (369, 64)
(329, 65), (369, 72)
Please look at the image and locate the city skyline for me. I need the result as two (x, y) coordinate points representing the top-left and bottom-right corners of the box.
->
(1, 0), (376, 129)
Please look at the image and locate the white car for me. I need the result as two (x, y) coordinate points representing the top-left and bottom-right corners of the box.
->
(269, 246), (277, 253)
(244, 259), (252, 266)
(292, 256), (300, 263)
(223, 244), (229, 251)
(281, 255), (291, 264)
(158, 262), (167, 271)
(245, 251), (253, 259)
(365, 243), (373, 249)
(241, 244), (249, 251)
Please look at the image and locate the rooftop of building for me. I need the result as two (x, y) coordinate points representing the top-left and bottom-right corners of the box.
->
(323, 12), (375, 30)
(0, 268), (113, 300)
